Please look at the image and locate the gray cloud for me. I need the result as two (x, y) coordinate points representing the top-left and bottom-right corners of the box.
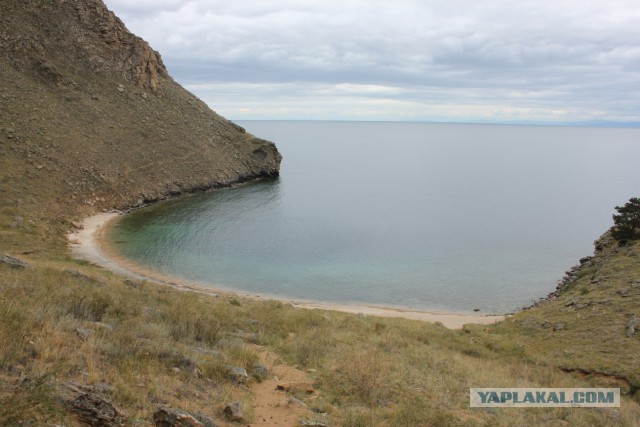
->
(103, 0), (640, 123)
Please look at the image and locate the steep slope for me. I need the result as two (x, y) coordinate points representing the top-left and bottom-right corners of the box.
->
(0, 0), (281, 250)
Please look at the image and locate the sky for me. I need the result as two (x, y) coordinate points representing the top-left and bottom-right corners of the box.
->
(102, 0), (640, 124)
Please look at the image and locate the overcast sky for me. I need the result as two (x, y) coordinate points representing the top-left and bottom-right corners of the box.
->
(103, 0), (640, 124)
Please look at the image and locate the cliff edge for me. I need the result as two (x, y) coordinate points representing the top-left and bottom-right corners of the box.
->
(0, 0), (281, 234)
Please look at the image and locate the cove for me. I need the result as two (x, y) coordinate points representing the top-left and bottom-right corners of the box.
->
(108, 121), (640, 314)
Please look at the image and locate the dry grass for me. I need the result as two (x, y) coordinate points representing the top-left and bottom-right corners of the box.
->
(1, 182), (640, 425)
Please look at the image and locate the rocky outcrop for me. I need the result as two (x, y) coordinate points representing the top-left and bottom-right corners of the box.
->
(0, 254), (33, 270)
(0, 0), (167, 92)
(58, 382), (125, 426)
(0, 0), (281, 231)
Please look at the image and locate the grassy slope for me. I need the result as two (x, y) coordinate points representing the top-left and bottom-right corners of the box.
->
(1, 1), (639, 426)
(1, 224), (639, 426)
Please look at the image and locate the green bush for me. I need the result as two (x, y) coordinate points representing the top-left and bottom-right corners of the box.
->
(612, 197), (640, 242)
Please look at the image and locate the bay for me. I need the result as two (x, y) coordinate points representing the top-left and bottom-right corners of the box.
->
(109, 121), (640, 313)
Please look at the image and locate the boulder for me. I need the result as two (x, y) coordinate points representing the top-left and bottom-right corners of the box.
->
(222, 401), (244, 422)
(59, 382), (125, 427)
(225, 366), (249, 384)
(153, 407), (218, 427)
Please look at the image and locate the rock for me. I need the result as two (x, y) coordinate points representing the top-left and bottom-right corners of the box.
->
(59, 382), (125, 427)
(124, 279), (142, 289)
(298, 419), (329, 427)
(65, 269), (98, 282)
(225, 366), (249, 384)
(565, 298), (580, 307)
(191, 367), (202, 379)
(75, 328), (93, 340)
(287, 397), (307, 407)
(153, 407), (218, 427)
(252, 364), (268, 380)
(626, 315), (639, 338)
(222, 401), (244, 422)
(0, 254), (33, 270)
(553, 323), (565, 331)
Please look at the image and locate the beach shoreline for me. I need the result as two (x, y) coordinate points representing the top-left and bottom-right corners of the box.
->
(68, 212), (505, 329)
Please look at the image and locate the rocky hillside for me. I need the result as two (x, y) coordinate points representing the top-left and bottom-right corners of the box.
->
(0, 0), (281, 239)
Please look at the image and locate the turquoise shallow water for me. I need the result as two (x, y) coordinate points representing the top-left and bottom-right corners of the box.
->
(109, 121), (640, 313)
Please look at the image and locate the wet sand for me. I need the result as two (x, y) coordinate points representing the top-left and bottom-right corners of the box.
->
(68, 212), (505, 329)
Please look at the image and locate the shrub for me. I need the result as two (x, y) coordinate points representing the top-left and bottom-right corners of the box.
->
(612, 197), (640, 242)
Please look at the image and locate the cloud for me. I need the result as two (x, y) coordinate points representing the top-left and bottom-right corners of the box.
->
(103, 0), (640, 123)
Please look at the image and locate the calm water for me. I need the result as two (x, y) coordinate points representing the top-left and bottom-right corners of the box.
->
(110, 121), (640, 313)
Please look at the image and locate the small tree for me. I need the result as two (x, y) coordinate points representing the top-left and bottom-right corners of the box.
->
(612, 197), (640, 242)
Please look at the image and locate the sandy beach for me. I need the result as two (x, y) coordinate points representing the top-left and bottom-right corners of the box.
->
(68, 212), (505, 329)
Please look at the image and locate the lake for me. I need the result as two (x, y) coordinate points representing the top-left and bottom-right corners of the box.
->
(108, 121), (640, 313)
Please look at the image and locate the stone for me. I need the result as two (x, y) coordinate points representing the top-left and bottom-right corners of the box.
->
(124, 278), (142, 289)
(252, 364), (269, 380)
(59, 382), (125, 427)
(222, 401), (244, 422)
(75, 328), (93, 340)
(298, 419), (329, 427)
(153, 407), (218, 427)
(225, 366), (249, 384)
(287, 397), (307, 407)
(553, 323), (565, 331)
(626, 315), (639, 338)
(0, 254), (33, 270)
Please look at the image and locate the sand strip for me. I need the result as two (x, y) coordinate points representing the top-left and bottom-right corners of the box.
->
(68, 212), (505, 329)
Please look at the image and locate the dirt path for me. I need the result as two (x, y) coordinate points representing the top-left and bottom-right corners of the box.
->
(248, 347), (326, 426)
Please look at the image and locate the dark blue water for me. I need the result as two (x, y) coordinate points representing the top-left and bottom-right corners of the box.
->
(109, 121), (640, 313)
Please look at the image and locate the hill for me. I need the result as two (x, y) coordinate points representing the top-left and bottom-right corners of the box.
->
(0, 1), (639, 426)
(0, 0), (280, 252)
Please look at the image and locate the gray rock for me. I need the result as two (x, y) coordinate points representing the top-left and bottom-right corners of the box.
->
(253, 364), (269, 380)
(75, 328), (93, 340)
(59, 382), (125, 427)
(153, 407), (218, 427)
(225, 366), (249, 384)
(553, 323), (565, 331)
(626, 315), (639, 338)
(298, 419), (329, 427)
(287, 397), (307, 407)
(223, 401), (244, 422)
(0, 254), (33, 270)
(124, 279), (142, 289)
